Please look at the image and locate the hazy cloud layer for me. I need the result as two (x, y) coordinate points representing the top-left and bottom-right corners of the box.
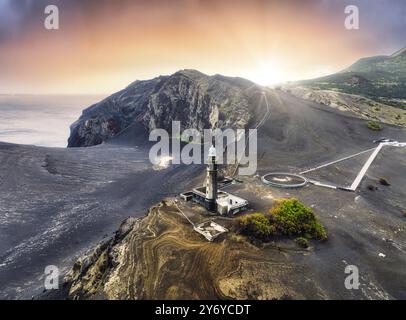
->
(0, 0), (404, 93)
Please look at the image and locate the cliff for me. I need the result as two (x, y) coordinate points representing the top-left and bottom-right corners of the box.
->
(68, 70), (263, 147)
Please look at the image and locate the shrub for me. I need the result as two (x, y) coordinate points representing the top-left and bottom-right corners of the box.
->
(367, 184), (377, 191)
(366, 120), (382, 131)
(295, 237), (309, 248)
(379, 178), (390, 186)
(237, 213), (275, 241)
(236, 199), (328, 242)
(269, 199), (327, 241)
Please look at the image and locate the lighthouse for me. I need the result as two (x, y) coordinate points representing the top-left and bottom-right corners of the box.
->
(179, 143), (249, 218)
(205, 145), (218, 212)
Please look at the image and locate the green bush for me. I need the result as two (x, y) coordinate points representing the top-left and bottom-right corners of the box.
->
(269, 199), (327, 241)
(295, 237), (309, 248)
(236, 199), (328, 242)
(237, 213), (275, 241)
(366, 120), (382, 131)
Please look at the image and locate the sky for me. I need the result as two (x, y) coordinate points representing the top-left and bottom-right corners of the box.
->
(0, 0), (405, 94)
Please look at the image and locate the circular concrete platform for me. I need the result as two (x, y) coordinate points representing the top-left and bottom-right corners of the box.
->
(261, 172), (308, 188)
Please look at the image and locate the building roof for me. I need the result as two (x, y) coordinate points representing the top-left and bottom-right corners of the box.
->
(216, 192), (248, 209)
(194, 221), (228, 241)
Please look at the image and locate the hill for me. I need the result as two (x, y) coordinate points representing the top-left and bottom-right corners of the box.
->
(299, 48), (406, 109)
(1, 71), (406, 299)
(68, 70), (265, 147)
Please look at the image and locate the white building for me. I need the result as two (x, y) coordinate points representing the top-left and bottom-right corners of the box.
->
(180, 145), (249, 216)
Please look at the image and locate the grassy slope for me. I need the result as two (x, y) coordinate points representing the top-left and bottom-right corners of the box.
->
(300, 49), (406, 109)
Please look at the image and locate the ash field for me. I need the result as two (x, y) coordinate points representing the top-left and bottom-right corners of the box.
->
(0, 70), (405, 299)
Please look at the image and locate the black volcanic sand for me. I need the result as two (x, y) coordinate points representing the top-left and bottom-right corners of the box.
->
(229, 160), (406, 299)
(249, 90), (406, 299)
(0, 142), (204, 299)
(1, 89), (405, 299)
(257, 90), (406, 171)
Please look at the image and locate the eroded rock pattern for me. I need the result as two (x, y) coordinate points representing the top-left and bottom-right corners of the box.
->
(65, 200), (324, 300)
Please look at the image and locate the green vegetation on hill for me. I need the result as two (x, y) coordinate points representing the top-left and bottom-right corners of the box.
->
(236, 198), (327, 243)
(300, 48), (406, 109)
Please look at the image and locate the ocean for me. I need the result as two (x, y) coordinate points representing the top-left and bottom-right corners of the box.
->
(0, 95), (106, 148)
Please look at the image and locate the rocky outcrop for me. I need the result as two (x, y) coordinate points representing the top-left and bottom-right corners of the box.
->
(68, 70), (262, 147)
(283, 86), (405, 127)
(65, 216), (139, 299)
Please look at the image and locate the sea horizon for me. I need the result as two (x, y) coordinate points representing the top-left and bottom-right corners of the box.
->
(0, 94), (107, 148)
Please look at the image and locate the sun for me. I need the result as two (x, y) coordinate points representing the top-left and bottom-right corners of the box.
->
(247, 61), (285, 86)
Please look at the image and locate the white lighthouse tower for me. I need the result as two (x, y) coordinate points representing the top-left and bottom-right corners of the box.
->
(205, 145), (218, 212)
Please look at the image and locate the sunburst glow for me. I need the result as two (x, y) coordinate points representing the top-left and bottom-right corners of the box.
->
(0, 0), (402, 94)
(246, 62), (285, 86)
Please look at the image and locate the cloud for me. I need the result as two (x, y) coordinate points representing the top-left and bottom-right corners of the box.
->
(0, 0), (404, 93)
